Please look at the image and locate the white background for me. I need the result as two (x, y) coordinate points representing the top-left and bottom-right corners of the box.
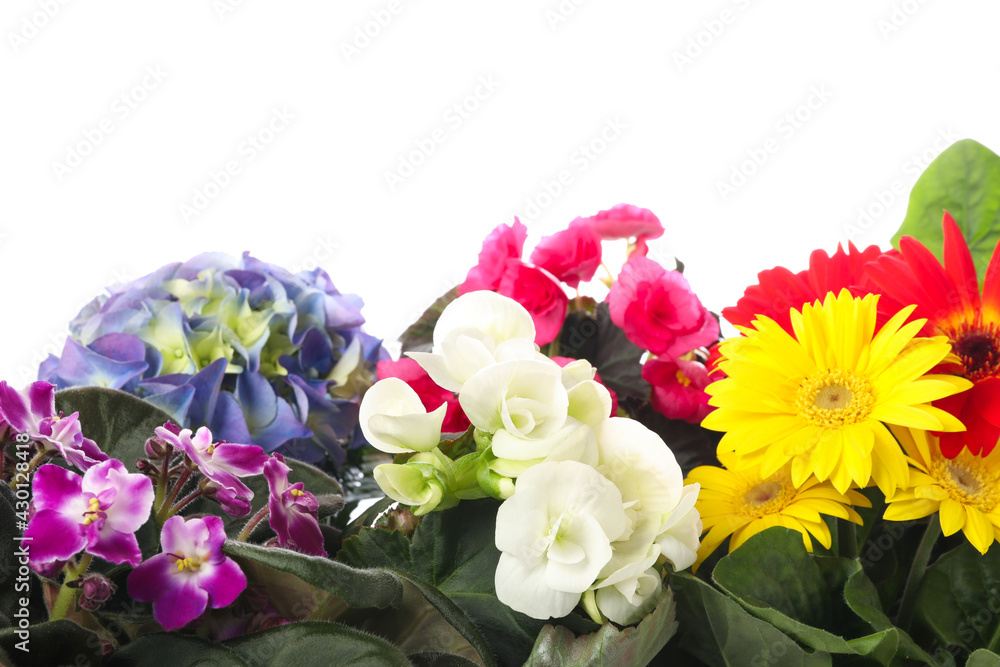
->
(2, 0), (999, 386)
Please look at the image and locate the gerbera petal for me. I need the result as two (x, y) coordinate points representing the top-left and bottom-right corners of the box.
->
(939, 498), (967, 535)
(963, 507), (995, 555)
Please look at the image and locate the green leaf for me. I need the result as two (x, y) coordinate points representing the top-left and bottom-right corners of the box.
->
(400, 287), (460, 354)
(106, 633), (248, 666)
(54, 386), (175, 463)
(669, 572), (832, 666)
(0, 619), (103, 667)
(223, 620), (412, 666)
(339, 501), (573, 667)
(408, 653), (482, 667)
(713, 527), (930, 663)
(224, 540), (403, 611)
(892, 138), (1000, 278)
(915, 541), (1000, 657)
(968, 649), (1000, 666)
(524, 586), (677, 666)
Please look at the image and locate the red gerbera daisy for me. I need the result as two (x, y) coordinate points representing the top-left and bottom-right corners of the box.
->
(865, 211), (1000, 457)
(722, 242), (884, 333)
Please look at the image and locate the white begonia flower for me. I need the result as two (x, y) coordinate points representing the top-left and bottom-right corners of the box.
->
(408, 291), (544, 392)
(655, 483), (702, 572)
(566, 381), (613, 426)
(494, 460), (628, 620)
(460, 359), (568, 438)
(359, 378), (446, 454)
(593, 418), (685, 541)
(491, 418), (598, 473)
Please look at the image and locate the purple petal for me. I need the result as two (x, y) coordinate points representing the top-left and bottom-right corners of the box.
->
(31, 465), (83, 513)
(155, 577), (209, 631)
(25, 382), (56, 420)
(284, 506), (326, 556)
(90, 528), (143, 566)
(60, 436), (109, 472)
(24, 509), (86, 564)
(298, 329), (333, 377)
(0, 381), (33, 432)
(208, 392), (253, 446)
(201, 516), (228, 556)
(208, 483), (253, 516)
(54, 338), (149, 390)
(88, 333), (147, 362)
(103, 464), (154, 533)
(200, 557), (247, 609)
(160, 515), (209, 556)
(264, 455), (291, 497)
(211, 443), (269, 477)
(127, 553), (174, 603)
(81, 459), (127, 493)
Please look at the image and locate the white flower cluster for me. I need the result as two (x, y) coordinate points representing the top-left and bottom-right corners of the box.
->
(359, 291), (702, 624)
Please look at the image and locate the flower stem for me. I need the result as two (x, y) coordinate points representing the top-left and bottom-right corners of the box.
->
(897, 514), (941, 632)
(237, 505), (270, 542)
(8, 449), (49, 490)
(49, 553), (92, 620)
(170, 489), (203, 514)
(156, 467), (192, 526)
(838, 519), (857, 558)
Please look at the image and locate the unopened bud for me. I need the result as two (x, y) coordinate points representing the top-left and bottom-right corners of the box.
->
(144, 436), (169, 460)
(75, 573), (116, 611)
(315, 494), (345, 518)
(374, 506), (423, 537)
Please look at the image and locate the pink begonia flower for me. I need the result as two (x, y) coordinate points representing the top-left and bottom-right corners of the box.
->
(0, 381), (108, 471)
(459, 220), (568, 345)
(641, 357), (714, 424)
(461, 219), (528, 292)
(573, 204), (664, 257)
(264, 454), (326, 556)
(608, 256), (719, 358)
(529, 224), (603, 289)
(551, 356), (619, 417)
(156, 426), (269, 516)
(128, 515), (247, 631)
(24, 460), (153, 569)
(376, 358), (470, 433)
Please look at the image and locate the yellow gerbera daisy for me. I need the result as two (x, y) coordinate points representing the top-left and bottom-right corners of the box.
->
(884, 426), (1000, 554)
(687, 454), (870, 569)
(703, 289), (971, 496)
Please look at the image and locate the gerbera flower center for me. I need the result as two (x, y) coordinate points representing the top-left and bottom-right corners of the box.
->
(950, 323), (1000, 381)
(929, 450), (1000, 512)
(738, 471), (794, 519)
(796, 370), (874, 427)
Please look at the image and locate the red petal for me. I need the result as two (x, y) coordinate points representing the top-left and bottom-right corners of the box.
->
(942, 211), (981, 311)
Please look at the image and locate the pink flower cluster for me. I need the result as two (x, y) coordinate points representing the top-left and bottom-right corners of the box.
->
(388, 204), (719, 425)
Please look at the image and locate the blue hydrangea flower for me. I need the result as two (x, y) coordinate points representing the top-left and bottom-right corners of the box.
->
(40, 252), (386, 468)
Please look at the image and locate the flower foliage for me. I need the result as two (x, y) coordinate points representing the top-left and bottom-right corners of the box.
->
(37, 252), (385, 468)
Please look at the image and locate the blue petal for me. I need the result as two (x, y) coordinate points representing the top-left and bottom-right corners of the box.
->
(89, 333), (146, 363)
(140, 383), (195, 425)
(52, 338), (148, 390)
(210, 391), (253, 445)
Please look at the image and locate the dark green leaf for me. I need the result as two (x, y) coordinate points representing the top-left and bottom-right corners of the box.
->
(915, 541), (1000, 657)
(54, 386), (175, 464)
(223, 620), (411, 666)
(524, 586), (677, 666)
(714, 527), (930, 663)
(669, 572), (832, 666)
(400, 288), (460, 354)
(408, 652), (482, 667)
(559, 303), (648, 400)
(892, 138), (1000, 278)
(106, 632), (247, 666)
(224, 540), (402, 611)
(0, 619), (103, 667)
(340, 501), (574, 667)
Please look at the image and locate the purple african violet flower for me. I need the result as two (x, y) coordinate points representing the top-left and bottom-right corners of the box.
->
(128, 515), (247, 631)
(264, 454), (325, 556)
(40, 252), (388, 467)
(24, 460), (153, 569)
(155, 425), (268, 516)
(0, 381), (108, 471)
